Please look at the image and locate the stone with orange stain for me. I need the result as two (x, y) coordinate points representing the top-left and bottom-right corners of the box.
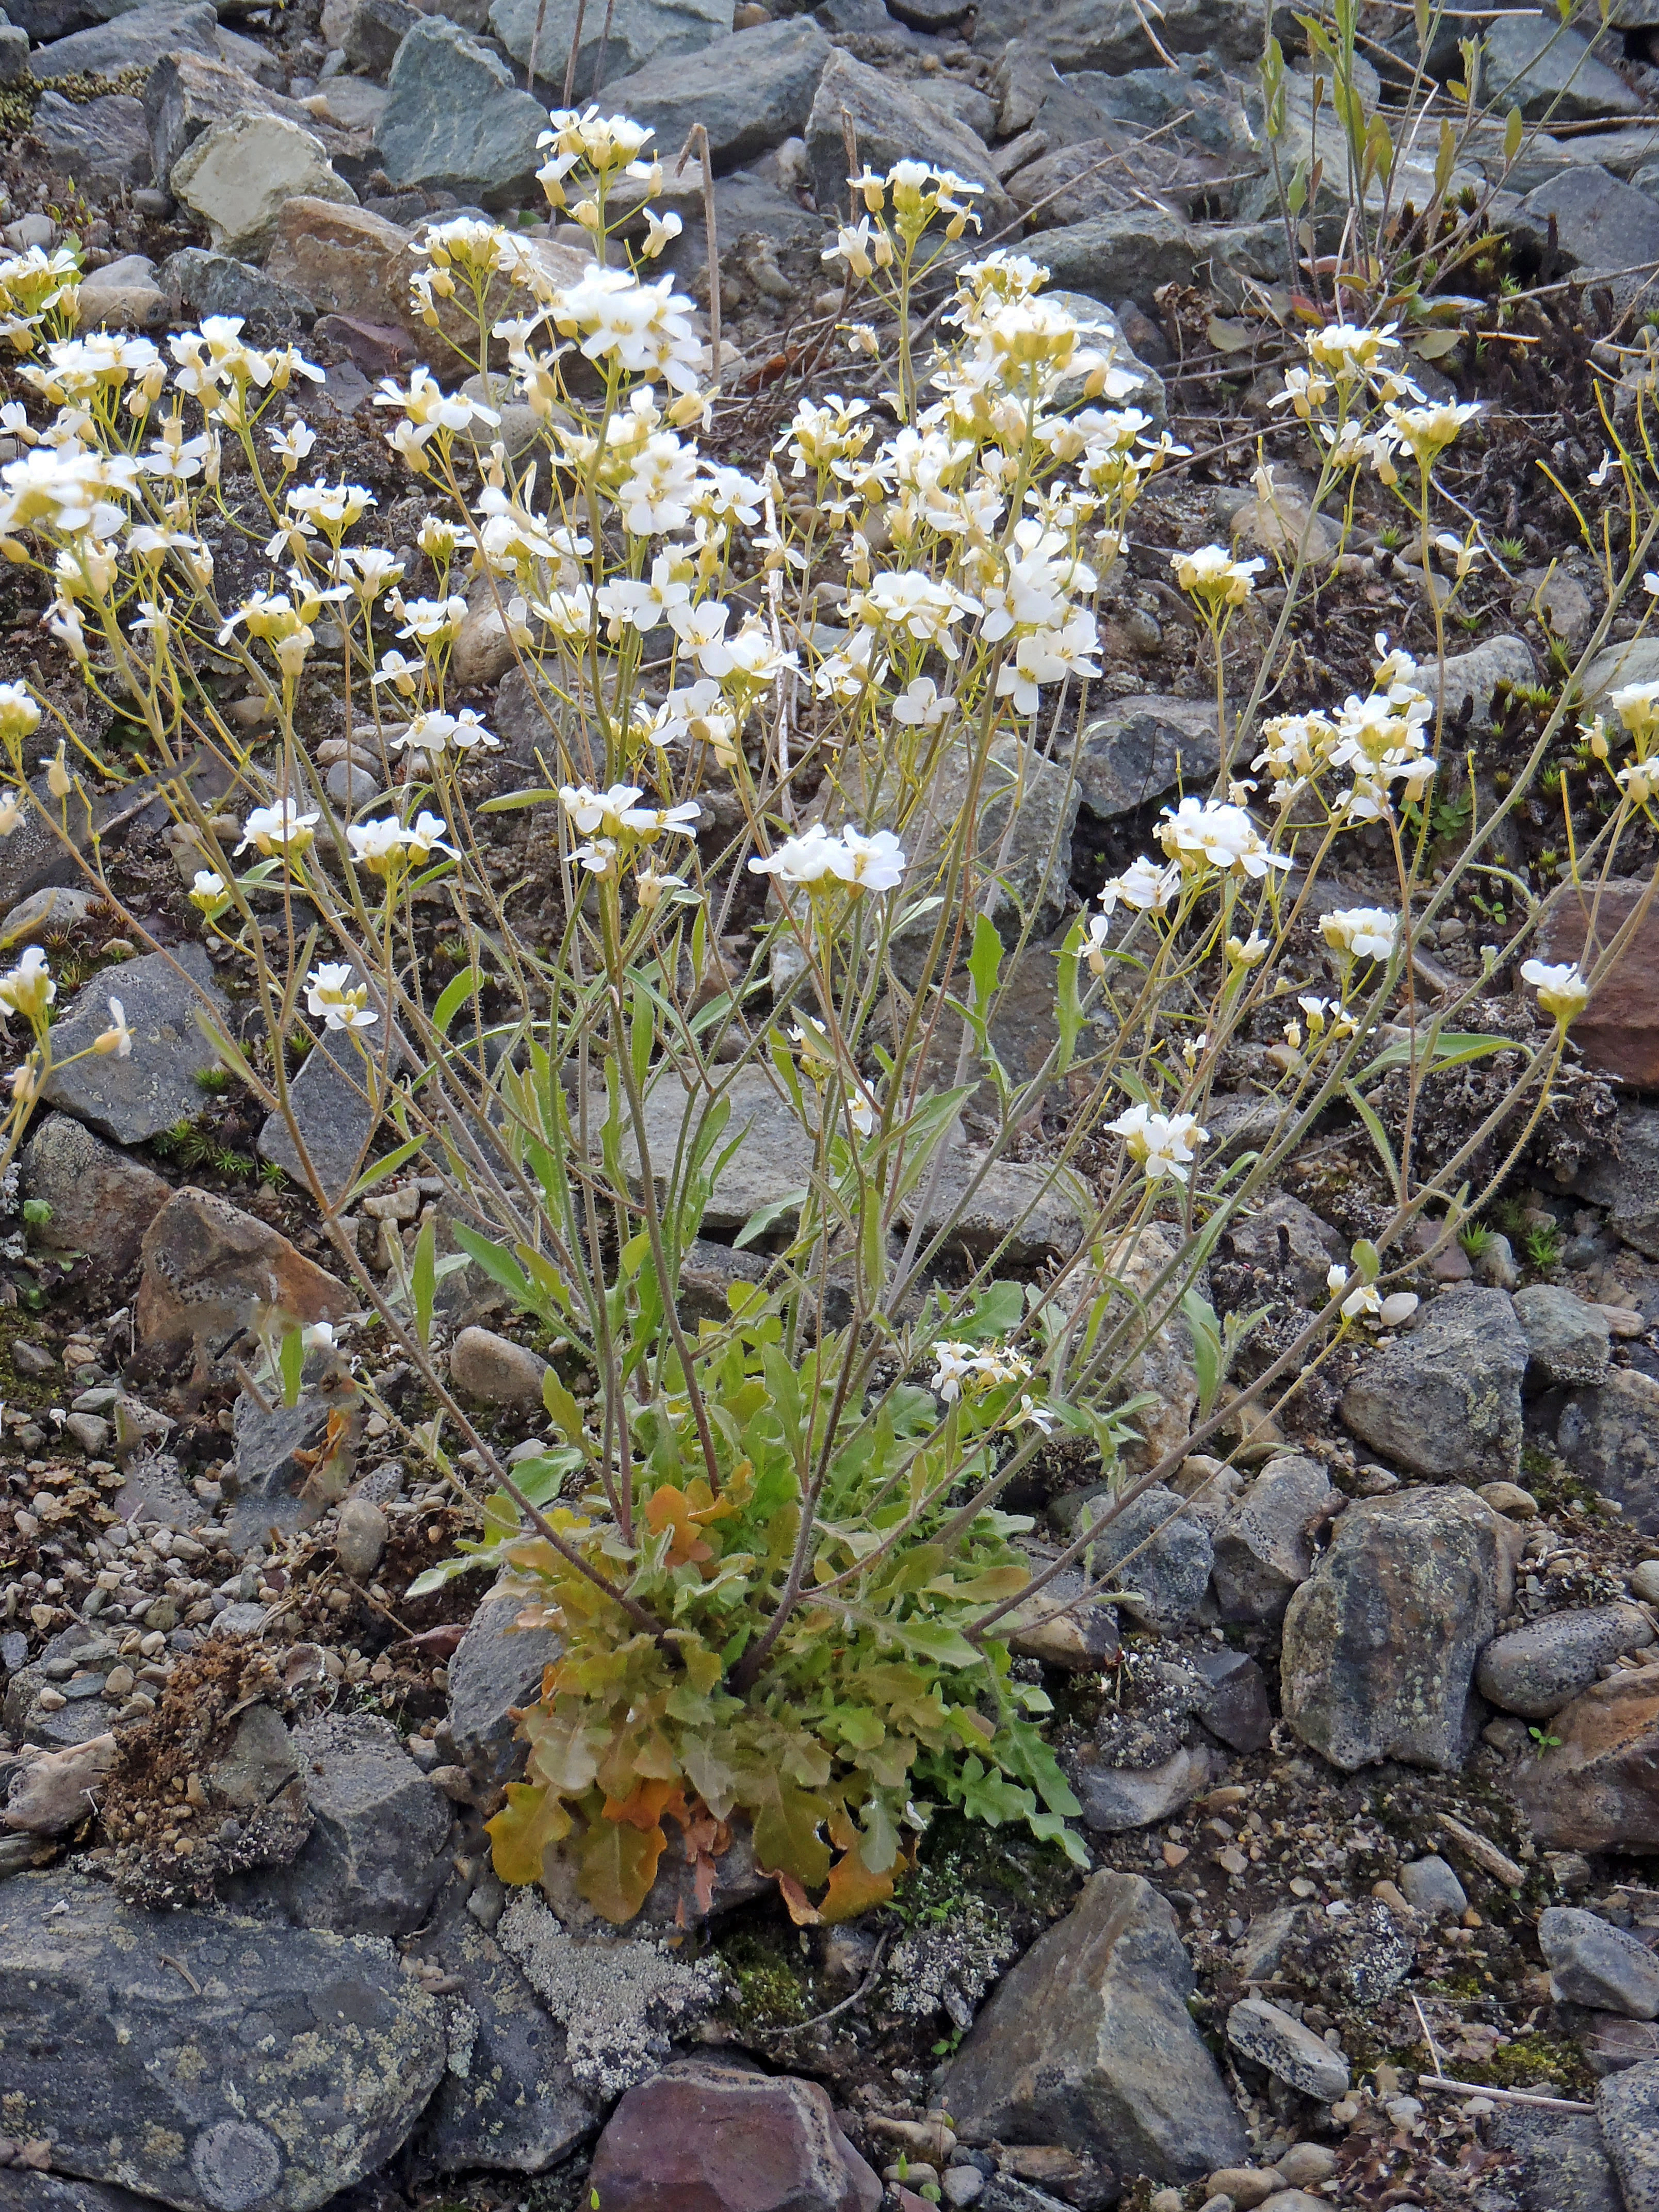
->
(1537, 876), (1659, 1086)
(1515, 1669), (1659, 1851)
(137, 1184), (349, 1382)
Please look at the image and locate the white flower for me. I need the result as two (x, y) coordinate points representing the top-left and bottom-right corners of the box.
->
(190, 869), (230, 919)
(237, 800), (317, 858)
(1158, 796), (1290, 881)
(348, 818), (411, 875)
(1520, 957), (1590, 1023)
(396, 707), (499, 755)
(749, 825), (849, 888)
(1321, 906), (1399, 962)
(0, 792), (26, 836)
(404, 810), (457, 863)
(92, 996), (131, 1058)
(1099, 855), (1180, 915)
(0, 944), (53, 1018)
(572, 837), (619, 874)
(845, 1087), (875, 1137)
(302, 1320), (337, 1352)
(41, 743), (72, 800)
(1108, 1101), (1208, 1182)
(305, 963), (376, 1030)
(1170, 544), (1264, 608)
(1226, 932), (1268, 966)
(839, 826), (906, 891)
(635, 867), (685, 909)
(891, 675), (957, 729)
(0, 681), (40, 743)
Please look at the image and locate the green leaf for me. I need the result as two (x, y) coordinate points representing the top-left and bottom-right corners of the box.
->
(432, 966), (485, 1038)
(411, 1214), (437, 1347)
(542, 1365), (587, 1446)
(735, 1187), (808, 1248)
(278, 1323), (304, 1408)
(1056, 914), (1086, 1073)
(895, 1619), (982, 1669)
(1207, 315), (1254, 354)
(405, 1550), (492, 1599)
(1504, 103), (1523, 164)
(450, 1219), (539, 1309)
(739, 1765), (833, 1889)
(343, 1134), (429, 1208)
(968, 911), (1004, 1016)
(1343, 1082), (1401, 1200)
(1178, 1285), (1224, 1421)
(1412, 329), (1463, 361)
(957, 1280), (1025, 1343)
(1352, 1237), (1381, 1282)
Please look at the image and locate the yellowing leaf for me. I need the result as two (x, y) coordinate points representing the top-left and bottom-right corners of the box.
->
(603, 1777), (685, 1831)
(486, 1782), (573, 1886)
(577, 1814), (666, 1924)
(774, 1868), (821, 1926)
(743, 1766), (833, 1890)
(819, 1835), (896, 1925)
(644, 1484), (716, 1568)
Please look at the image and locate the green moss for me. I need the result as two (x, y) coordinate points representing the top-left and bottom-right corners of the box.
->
(1485, 2030), (1595, 2097)
(715, 1923), (814, 2031)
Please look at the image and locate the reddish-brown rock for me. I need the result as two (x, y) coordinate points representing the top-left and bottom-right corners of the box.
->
(1537, 876), (1659, 1085)
(137, 1185), (349, 1381)
(1515, 1670), (1659, 1849)
(589, 2060), (882, 2212)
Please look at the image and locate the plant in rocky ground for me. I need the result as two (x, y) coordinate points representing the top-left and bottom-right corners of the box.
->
(0, 98), (1652, 1927)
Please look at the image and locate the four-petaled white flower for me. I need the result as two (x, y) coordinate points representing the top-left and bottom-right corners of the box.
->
(1322, 906), (1399, 963)
(0, 944), (54, 1019)
(305, 963), (377, 1031)
(93, 996), (132, 1058)
(1520, 957), (1589, 1024)
(237, 800), (318, 858)
(1108, 1101), (1208, 1182)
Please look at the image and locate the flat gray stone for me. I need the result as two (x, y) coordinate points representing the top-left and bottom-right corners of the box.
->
(489, 0), (731, 82)
(899, 1149), (1087, 1266)
(1542, 1907), (1659, 2019)
(1419, 633), (1536, 731)
(805, 50), (1014, 231)
(256, 1032), (378, 1208)
(32, 91), (152, 191)
(1227, 1994), (1351, 2100)
(1069, 1741), (1212, 1833)
(1477, 1603), (1654, 1720)
(944, 1869), (1246, 2184)
(597, 16), (829, 169)
(380, 18), (551, 206)
(449, 1324), (549, 1412)
(31, 0), (218, 75)
(40, 943), (230, 1147)
(223, 1378), (340, 1550)
(622, 1063), (815, 1236)
(446, 1582), (561, 1790)
(1340, 1286), (1528, 1483)
(1514, 1282), (1612, 1388)
(1489, 2104), (1622, 2212)
(164, 247), (315, 331)
(1509, 167), (1659, 299)
(1020, 212), (1289, 301)
(0, 1869), (446, 2212)
(1483, 13), (1641, 121)
(415, 1894), (595, 2171)
(1074, 694), (1220, 818)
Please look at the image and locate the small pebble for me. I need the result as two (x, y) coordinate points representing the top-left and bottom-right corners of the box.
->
(1632, 1559), (1659, 1605)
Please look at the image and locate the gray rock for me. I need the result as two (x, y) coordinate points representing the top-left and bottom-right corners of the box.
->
(380, 18), (551, 207)
(1509, 168), (1659, 301)
(256, 1028), (381, 1211)
(145, 51), (280, 185)
(804, 51), (1014, 231)
(1281, 1485), (1517, 1770)
(446, 1581), (561, 1789)
(1227, 1994), (1351, 2100)
(1418, 633), (1536, 731)
(32, 91), (152, 192)
(40, 944), (231, 1148)
(345, 0), (416, 73)
(943, 1869), (1247, 2184)
(621, 1063), (812, 1236)
(223, 1379), (340, 1550)
(1514, 1282), (1612, 1388)
(0, 2175), (176, 2212)
(1004, 1565), (1120, 1671)
(30, 0), (218, 77)
(975, 0), (1268, 73)
(335, 1492), (387, 1577)
(1477, 1603), (1655, 1720)
(20, 1114), (171, 1280)
(913, 73), (998, 140)
(1187, 1647), (1272, 1753)
(1085, 1484), (1213, 1634)
(1561, 1102), (1659, 1260)
(1562, 1369), (1659, 1533)
(1542, 1907), (1659, 2018)
(1020, 212), (1288, 302)
(490, 0), (731, 82)
(1340, 1286), (1528, 1482)
(1069, 1741), (1212, 1833)
(449, 1324), (549, 1411)
(1219, 1191), (1345, 1308)
(1600, 2059), (1659, 2212)
(1074, 693), (1221, 819)
(0, 883), (102, 946)
(899, 1149), (1086, 1267)
(1489, 2104), (1622, 2212)
(1211, 1453), (1337, 1624)
(163, 248), (315, 332)
(0, 1869), (446, 2212)
(1483, 13), (1641, 122)
(596, 17), (830, 169)
(1044, 289), (1167, 423)
(324, 760), (380, 807)
(234, 1711), (452, 1939)
(1399, 1854), (1467, 1917)
(172, 114), (356, 260)
(414, 1893), (595, 2171)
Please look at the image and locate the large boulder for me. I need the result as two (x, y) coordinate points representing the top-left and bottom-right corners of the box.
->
(1339, 1287), (1527, 1482)
(490, 0), (731, 79)
(1512, 1283), (1612, 1389)
(29, 0), (217, 77)
(171, 114), (356, 260)
(1540, 1907), (1659, 2019)
(1599, 2057), (1659, 2212)
(40, 944), (231, 1147)
(1281, 1486), (1518, 1770)
(0, 1871), (446, 2212)
(1560, 1369), (1659, 1533)
(1515, 1672), (1659, 1850)
(942, 1870), (1247, 2186)
(589, 2060), (881, 2212)
(972, 0), (1270, 74)
(1483, 13), (1641, 122)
